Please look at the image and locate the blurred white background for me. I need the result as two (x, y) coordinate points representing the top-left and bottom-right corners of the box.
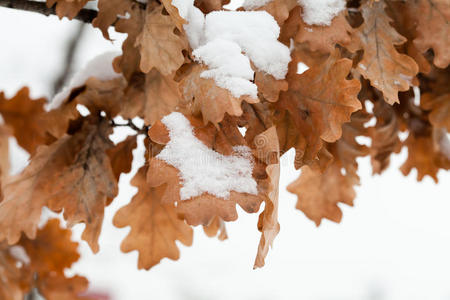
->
(1, 3), (450, 300)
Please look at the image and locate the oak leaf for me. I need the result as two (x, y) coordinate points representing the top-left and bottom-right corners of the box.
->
(93, 0), (133, 39)
(203, 217), (228, 240)
(295, 11), (352, 53)
(136, 5), (188, 75)
(147, 114), (263, 226)
(179, 64), (259, 126)
(121, 69), (183, 125)
(411, 0), (450, 68)
(400, 129), (450, 182)
(253, 127), (280, 269)
(421, 93), (450, 131)
(276, 49), (361, 168)
(348, 0), (418, 104)
(0, 118), (117, 253)
(288, 111), (369, 225)
(0, 88), (50, 155)
(288, 164), (354, 225)
(46, 0), (90, 20)
(369, 100), (402, 174)
(113, 167), (193, 270)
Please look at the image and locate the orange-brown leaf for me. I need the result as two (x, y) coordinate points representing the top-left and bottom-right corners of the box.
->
(411, 0), (450, 68)
(348, 1), (418, 104)
(179, 64), (259, 126)
(136, 5), (188, 75)
(253, 127), (280, 269)
(0, 119), (116, 253)
(400, 129), (450, 182)
(0, 88), (49, 154)
(46, 0), (90, 19)
(93, 0), (133, 39)
(113, 167), (193, 270)
(288, 164), (355, 226)
(421, 93), (450, 131)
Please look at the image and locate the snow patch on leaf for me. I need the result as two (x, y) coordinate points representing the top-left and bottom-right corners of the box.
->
(156, 112), (258, 200)
(242, 0), (273, 10)
(172, 1), (290, 98)
(50, 51), (121, 109)
(298, 0), (345, 26)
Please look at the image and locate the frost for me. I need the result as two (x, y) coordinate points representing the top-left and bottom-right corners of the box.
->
(50, 51), (121, 109)
(242, 0), (273, 10)
(298, 0), (345, 26)
(156, 112), (258, 200)
(172, 1), (290, 98)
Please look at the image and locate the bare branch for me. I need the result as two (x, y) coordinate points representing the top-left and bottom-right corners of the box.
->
(0, 0), (97, 23)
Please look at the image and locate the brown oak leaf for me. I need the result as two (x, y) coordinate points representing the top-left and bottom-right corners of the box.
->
(295, 11), (352, 54)
(0, 118), (117, 253)
(93, 0), (134, 39)
(421, 93), (450, 131)
(276, 49), (361, 169)
(288, 163), (355, 225)
(410, 0), (450, 68)
(136, 5), (188, 75)
(400, 129), (450, 182)
(113, 167), (193, 270)
(203, 217), (228, 240)
(179, 64), (259, 126)
(253, 127), (280, 269)
(147, 114), (263, 226)
(46, 0), (90, 19)
(369, 100), (402, 174)
(288, 110), (369, 225)
(348, 0), (419, 104)
(0, 87), (50, 155)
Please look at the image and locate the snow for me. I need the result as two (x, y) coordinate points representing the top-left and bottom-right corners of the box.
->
(242, 0), (273, 10)
(193, 39), (257, 98)
(156, 112), (258, 200)
(9, 245), (30, 265)
(50, 51), (121, 109)
(298, 0), (346, 26)
(172, 2), (290, 98)
(297, 62), (309, 74)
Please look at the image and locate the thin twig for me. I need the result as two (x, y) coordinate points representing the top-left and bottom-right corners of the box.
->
(0, 0), (147, 24)
(0, 0), (98, 23)
(111, 119), (148, 135)
(53, 22), (86, 95)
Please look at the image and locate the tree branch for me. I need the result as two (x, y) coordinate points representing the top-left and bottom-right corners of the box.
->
(0, 0), (98, 23)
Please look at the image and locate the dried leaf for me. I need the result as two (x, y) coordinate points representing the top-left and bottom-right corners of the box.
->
(295, 12), (352, 53)
(0, 88), (49, 154)
(147, 115), (263, 226)
(253, 127), (280, 269)
(93, 0), (133, 39)
(348, 0), (419, 104)
(0, 118), (117, 252)
(46, 0), (90, 19)
(421, 93), (450, 131)
(400, 129), (450, 182)
(288, 163), (354, 225)
(369, 100), (402, 174)
(113, 167), (193, 270)
(276, 49), (361, 168)
(136, 5), (188, 75)
(179, 64), (259, 125)
(411, 0), (450, 68)
(203, 217), (228, 240)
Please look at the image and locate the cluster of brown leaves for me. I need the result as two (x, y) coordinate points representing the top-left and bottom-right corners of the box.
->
(0, 219), (89, 299)
(0, 0), (449, 294)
